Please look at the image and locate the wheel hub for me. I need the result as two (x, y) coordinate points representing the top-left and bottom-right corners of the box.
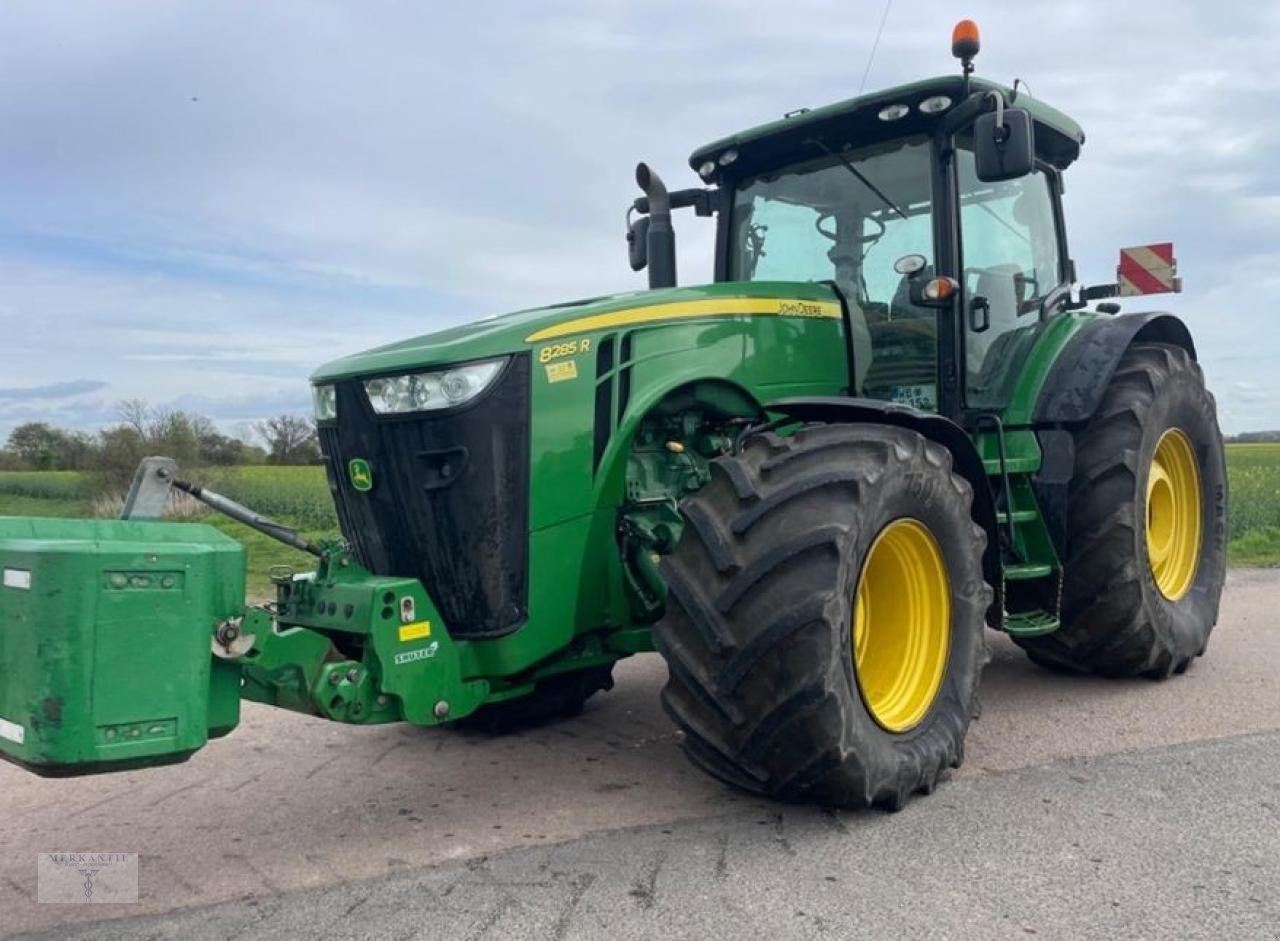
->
(852, 519), (950, 733)
(1146, 428), (1202, 600)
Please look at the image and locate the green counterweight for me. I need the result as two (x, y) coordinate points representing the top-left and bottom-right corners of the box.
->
(0, 517), (244, 775)
(0, 519), (492, 774)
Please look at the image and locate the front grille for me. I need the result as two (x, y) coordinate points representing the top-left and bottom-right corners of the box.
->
(318, 355), (531, 638)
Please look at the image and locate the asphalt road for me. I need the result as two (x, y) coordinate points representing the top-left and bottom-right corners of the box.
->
(3, 569), (1278, 939)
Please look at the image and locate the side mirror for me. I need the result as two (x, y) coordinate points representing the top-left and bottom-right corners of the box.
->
(627, 215), (650, 272)
(974, 106), (1034, 182)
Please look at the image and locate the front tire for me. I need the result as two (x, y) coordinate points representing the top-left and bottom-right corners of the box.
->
(1014, 342), (1227, 677)
(653, 424), (991, 809)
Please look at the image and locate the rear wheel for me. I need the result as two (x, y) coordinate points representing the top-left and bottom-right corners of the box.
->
(1014, 342), (1227, 676)
(653, 423), (991, 809)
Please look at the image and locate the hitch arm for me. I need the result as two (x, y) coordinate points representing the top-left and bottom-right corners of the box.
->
(120, 455), (322, 556)
(171, 479), (323, 556)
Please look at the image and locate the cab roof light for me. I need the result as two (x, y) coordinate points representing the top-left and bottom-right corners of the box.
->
(951, 19), (980, 62)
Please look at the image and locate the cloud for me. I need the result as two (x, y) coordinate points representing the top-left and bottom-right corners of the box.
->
(0, 379), (107, 401)
(0, 0), (1275, 435)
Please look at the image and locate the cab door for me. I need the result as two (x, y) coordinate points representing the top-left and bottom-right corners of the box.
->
(955, 148), (1066, 411)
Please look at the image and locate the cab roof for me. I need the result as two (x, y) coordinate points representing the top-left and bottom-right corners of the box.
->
(689, 75), (1084, 179)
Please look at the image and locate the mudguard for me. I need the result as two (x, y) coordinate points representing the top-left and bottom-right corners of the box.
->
(763, 396), (1003, 625)
(1033, 312), (1196, 424)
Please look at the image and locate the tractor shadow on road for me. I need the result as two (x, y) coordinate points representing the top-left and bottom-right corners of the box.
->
(6, 576), (1275, 937)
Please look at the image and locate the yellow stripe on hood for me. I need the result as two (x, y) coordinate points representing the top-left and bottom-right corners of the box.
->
(524, 297), (841, 343)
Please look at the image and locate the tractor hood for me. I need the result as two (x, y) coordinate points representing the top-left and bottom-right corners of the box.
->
(310, 281), (842, 382)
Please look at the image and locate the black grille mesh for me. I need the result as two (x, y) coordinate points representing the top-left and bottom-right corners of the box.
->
(318, 355), (531, 638)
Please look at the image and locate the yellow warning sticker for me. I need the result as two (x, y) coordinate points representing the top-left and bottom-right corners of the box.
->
(398, 621), (432, 642)
(545, 360), (578, 383)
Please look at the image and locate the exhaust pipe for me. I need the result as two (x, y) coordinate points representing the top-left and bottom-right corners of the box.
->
(636, 162), (676, 289)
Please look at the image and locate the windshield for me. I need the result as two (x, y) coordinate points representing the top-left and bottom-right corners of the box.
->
(728, 137), (940, 410)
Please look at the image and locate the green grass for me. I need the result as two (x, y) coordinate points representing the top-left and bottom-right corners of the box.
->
(0, 494), (88, 518)
(0, 441), (1276, 598)
(1225, 442), (1280, 566)
(0, 470), (95, 501)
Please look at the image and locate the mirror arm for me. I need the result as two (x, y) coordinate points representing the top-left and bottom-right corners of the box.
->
(942, 90), (1001, 136)
(632, 187), (721, 217)
(1039, 282), (1074, 319)
(1081, 282), (1120, 301)
(988, 90), (1006, 139)
(626, 187), (723, 277)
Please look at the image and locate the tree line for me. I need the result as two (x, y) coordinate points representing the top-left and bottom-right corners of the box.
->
(1, 401), (322, 481)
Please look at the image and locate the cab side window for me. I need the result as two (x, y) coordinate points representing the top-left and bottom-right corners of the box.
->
(957, 150), (1063, 409)
(734, 200), (835, 283)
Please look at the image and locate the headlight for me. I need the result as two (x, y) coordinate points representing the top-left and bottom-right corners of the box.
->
(363, 358), (506, 415)
(312, 384), (337, 421)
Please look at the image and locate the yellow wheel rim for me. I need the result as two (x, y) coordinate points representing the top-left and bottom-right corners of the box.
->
(852, 519), (950, 733)
(1146, 428), (1202, 600)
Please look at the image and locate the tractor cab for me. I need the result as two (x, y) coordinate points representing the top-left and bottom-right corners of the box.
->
(633, 22), (1085, 423)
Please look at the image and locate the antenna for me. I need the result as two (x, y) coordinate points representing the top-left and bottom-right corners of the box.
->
(857, 0), (894, 94)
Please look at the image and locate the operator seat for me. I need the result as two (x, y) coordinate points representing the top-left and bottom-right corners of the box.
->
(966, 264), (1024, 380)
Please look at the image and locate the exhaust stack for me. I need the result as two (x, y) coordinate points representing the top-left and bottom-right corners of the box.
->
(636, 162), (676, 289)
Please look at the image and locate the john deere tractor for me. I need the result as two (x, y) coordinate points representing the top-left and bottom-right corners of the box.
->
(0, 23), (1226, 810)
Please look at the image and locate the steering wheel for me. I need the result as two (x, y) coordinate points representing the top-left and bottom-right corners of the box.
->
(815, 212), (885, 247)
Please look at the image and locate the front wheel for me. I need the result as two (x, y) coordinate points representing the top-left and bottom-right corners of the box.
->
(653, 423), (991, 810)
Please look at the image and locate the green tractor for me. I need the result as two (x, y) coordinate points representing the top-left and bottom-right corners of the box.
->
(0, 23), (1226, 810)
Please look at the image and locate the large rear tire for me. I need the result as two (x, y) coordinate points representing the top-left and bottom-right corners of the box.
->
(1014, 342), (1227, 677)
(653, 424), (991, 809)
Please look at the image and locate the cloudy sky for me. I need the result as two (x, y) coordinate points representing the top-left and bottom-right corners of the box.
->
(1, 0), (1276, 440)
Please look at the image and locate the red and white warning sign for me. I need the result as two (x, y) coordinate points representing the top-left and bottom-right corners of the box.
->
(1117, 243), (1181, 296)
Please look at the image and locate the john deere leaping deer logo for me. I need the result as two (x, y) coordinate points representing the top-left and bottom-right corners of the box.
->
(348, 458), (373, 492)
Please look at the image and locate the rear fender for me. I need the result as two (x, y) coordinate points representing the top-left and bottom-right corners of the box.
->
(1033, 312), (1196, 424)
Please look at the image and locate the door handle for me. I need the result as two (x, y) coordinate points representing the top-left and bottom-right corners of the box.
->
(969, 295), (991, 333)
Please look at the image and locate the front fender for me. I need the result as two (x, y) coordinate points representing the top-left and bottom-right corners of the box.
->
(763, 396), (1003, 625)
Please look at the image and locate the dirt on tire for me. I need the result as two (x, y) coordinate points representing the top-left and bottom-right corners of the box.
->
(653, 423), (991, 809)
(1014, 342), (1227, 677)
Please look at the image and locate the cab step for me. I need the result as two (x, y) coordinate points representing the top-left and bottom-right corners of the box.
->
(995, 509), (1039, 525)
(1004, 562), (1054, 581)
(1003, 609), (1061, 637)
